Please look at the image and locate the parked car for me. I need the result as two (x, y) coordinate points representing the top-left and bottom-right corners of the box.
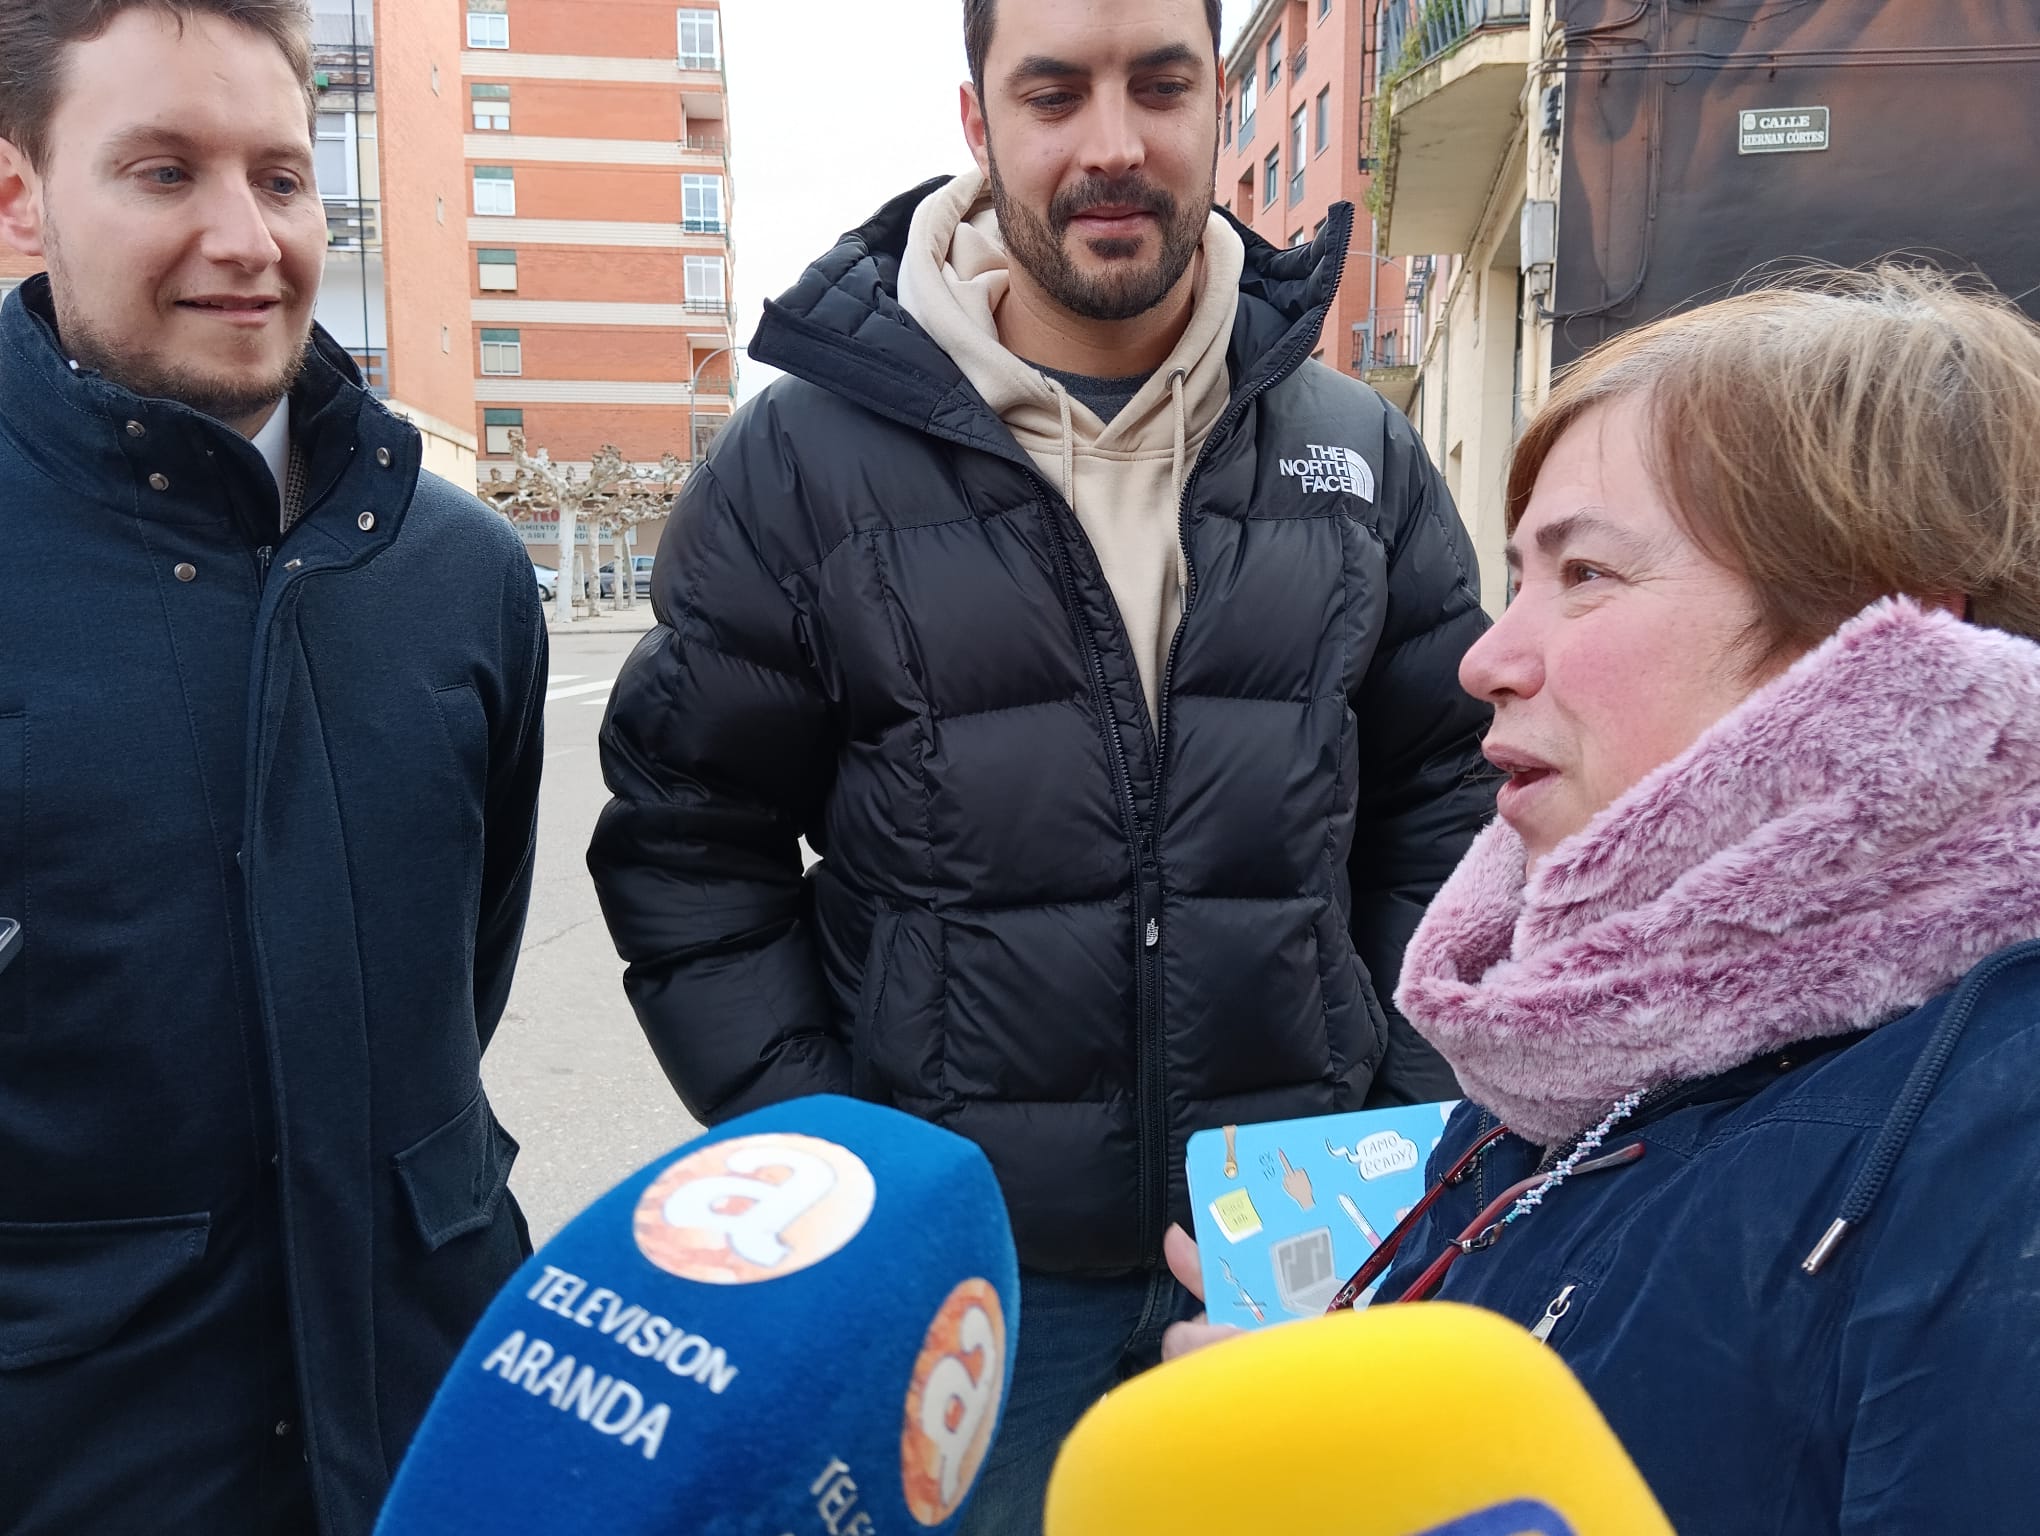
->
(531, 559), (559, 604)
(598, 554), (656, 599)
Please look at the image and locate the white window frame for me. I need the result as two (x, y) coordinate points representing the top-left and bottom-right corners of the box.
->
(477, 248), (519, 291)
(676, 8), (720, 68)
(684, 254), (725, 309)
(1239, 70), (1257, 129)
(314, 111), (357, 200)
(473, 167), (515, 217)
(681, 173), (722, 233)
(480, 329), (522, 376)
(471, 83), (510, 131)
(483, 409), (523, 454)
(467, 11), (508, 48)
(1267, 28), (1282, 88)
(1315, 86), (1331, 155)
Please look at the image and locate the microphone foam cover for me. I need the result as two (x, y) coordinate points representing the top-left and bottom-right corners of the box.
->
(1044, 1301), (1673, 1536)
(377, 1095), (1020, 1536)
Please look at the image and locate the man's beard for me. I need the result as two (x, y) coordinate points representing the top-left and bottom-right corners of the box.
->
(58, 304), (312, 427)
(987, 150), (1213, 323)
(45, 217), (310, 427)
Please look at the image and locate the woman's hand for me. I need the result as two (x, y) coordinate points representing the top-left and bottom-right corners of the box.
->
(1160, 1222), (1246, 1362)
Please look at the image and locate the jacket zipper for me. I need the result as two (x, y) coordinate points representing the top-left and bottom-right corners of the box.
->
(1529, 1282), (1577, 1344)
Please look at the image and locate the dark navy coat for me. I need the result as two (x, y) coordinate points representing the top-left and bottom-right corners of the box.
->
(0, 278), (545, 1536)
(590, 183), (1495, 1275)
(1383, 941), (2040, 1534)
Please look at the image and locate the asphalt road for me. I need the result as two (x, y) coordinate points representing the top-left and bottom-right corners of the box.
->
(483, 622), (705, 1243)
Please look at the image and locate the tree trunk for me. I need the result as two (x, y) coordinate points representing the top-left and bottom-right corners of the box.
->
(555, 506), (576, 625)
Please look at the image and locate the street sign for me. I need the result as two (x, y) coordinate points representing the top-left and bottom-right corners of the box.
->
(1738, 107), (1829, 155)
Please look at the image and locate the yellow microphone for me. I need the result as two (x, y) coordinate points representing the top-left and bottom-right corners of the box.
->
(1043, 1303), (1674, 1536)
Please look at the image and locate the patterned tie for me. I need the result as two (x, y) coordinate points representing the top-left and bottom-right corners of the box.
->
(280, 440), (310, 534)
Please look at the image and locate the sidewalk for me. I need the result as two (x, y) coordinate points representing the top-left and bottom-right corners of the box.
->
(546, 604), (659, 636)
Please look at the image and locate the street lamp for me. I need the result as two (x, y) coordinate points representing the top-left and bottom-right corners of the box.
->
(685, 343), (736, 473)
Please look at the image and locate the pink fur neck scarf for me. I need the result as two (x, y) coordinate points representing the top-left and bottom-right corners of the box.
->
(1396, 598), (2040, 1147)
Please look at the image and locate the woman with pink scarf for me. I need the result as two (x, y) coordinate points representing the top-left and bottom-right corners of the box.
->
(1164, 267), (2040, 1532)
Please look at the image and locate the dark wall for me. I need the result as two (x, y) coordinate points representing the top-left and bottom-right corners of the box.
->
(1552, 0), (2040, 365)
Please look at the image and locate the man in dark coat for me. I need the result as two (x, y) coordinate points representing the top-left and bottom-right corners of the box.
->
(0, 5), (544, 1533)
(589, 0), (1491, 1526)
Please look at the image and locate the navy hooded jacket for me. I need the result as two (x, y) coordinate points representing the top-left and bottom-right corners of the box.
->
(0, 277), (545, 1536)
(1381, 941), (2040, 1534)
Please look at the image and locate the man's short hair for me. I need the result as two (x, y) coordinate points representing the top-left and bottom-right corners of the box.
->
(963, 0), (1224, 96)
(0, 0), (316, 172)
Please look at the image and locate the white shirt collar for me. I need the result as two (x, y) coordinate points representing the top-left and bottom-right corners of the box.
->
(249, 396), (292, 529)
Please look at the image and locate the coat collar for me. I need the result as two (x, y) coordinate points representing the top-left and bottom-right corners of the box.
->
(0, 274), (419, 549)
(747, 175), (1352, 459)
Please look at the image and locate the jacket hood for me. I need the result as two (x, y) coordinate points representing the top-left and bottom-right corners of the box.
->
(1398, 598), (2040, 1147)
(748, 174), (1353, 459)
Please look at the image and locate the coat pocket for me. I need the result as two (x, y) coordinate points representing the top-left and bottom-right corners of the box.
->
(0, 1211), (210, 1370)
(850, 907), (901, 1102)
(0, 712), (22, 1036)
(393, 1085), (520, 1252)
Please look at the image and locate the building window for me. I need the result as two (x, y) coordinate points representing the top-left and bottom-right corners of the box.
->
(473, 165), (515, 216)
(684, 254), (725, 311)
(677, 8), (720, 68)
(1267, 28), (1282, 88)
(1264, 148), (1279, 207)
(477, 247), (518, 290)
(1223, 95), (1232, 147)
(471, 82), (511, 130)
(484, 407), (523, 455)
(1315, 87), (1331, 154)
(1289, 107), (1306, 202)
(314, 112), (355, 199)
(1290, 228), (1307, 247)
(466, 10), (508, 48)
(480, 327), (522, 375)
(1320, 0), (1332, 16)
(682, 173), (723, 233)
(1236, 171), (1253, 221)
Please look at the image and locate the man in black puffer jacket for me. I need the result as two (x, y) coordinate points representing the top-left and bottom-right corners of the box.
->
(590, 0), (1492, 1525)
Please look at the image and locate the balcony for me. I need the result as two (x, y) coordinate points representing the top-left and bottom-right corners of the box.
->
(1238, 112), (1256, 150)
(1351, 301), (1426, 411)
(683, 297), (732, 318)
(1376, 0), (1532, 256)
(324, 198), (380, 251)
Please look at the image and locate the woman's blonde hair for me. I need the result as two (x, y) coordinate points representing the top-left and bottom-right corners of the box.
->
(1508, 266), (2040, 657)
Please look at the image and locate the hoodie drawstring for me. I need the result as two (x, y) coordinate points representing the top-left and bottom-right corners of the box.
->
(1055, 385), (1076, 514)
(1167, 367), (1188, 507)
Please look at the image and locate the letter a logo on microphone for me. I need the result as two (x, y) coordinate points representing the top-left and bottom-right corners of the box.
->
(901, 1278), (1006, 1526)
(631, 1133), (877, 1284)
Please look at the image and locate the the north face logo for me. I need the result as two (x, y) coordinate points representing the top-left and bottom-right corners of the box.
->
(1278, 443), (1376, 502)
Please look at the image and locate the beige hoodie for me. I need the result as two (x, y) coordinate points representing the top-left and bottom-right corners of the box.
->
(897, 170), (1247, 725)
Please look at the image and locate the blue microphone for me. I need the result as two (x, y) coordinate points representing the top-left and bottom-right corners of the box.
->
(376, 1095), (1020, 1535)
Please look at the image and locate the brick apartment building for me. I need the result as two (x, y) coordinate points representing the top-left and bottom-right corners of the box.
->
(1217, 0), (1420, 411)
(462, 0), (735, 565)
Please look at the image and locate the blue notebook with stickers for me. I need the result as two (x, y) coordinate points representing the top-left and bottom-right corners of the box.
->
(1187, 1101), (1458, 1327)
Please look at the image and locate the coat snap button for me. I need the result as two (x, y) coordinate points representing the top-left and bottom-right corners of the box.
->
(173, 562), (196, 582)
(148, 472), (169, 491)
(357, 511), (376, 531)
(273, 1420), (292, 1438)
(125, 420), (146, 438)
(375, 446), (392, 467)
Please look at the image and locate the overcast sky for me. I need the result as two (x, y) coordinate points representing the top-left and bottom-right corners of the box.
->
(722, 0), (1255, 399)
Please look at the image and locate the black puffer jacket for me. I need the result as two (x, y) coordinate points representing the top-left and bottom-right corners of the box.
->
(591, 180), (1494, 1274)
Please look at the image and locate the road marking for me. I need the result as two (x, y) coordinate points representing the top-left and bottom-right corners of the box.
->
(545, 679), (614, 703)
(549, 673), (586, 684)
